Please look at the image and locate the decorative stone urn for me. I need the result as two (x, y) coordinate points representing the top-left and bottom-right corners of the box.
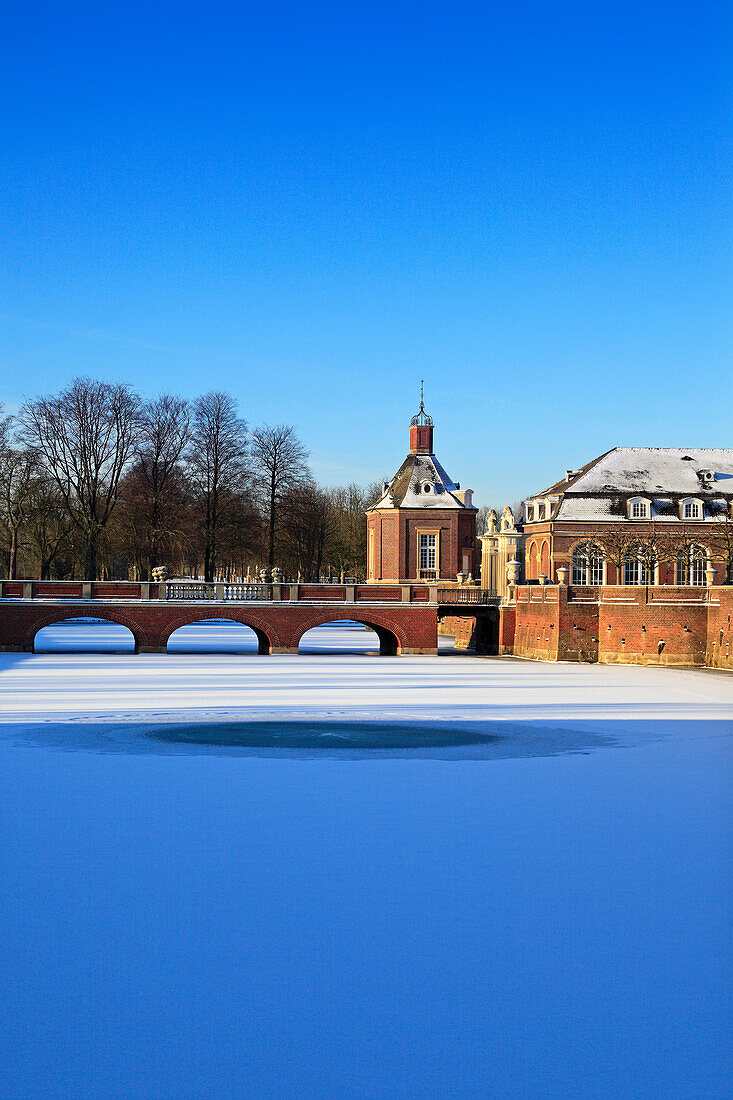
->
(557, 566), (569, 586)
(259, 567), (271, 584)
(506, 559), (521, 587)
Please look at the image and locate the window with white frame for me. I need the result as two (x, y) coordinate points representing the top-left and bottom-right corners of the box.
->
(682, 499), (701, 520)
(624, 544), (651, 584)
(418, 532), (436, 574)
(571, 542), (605, 585)
(629, 498), (649, 519)
(676, 544), (707, 585)
(526, 504), (534, 522)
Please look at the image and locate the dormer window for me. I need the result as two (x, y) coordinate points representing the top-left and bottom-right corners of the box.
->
(526, 504), (534, 522)
(629, 498), (650, 520)
(681, 498), (702, 520)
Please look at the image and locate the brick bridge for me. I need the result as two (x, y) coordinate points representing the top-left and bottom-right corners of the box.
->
(0, 580), (499, 656)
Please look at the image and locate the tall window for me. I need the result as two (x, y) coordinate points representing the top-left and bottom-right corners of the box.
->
(419, 533), (436, 577)
(630, 499), (649, 519)
(623, 545), (651, 585)
(683, 501), (701, 519)
(571, 542), (604, 585)
(676, 545), (707, 585)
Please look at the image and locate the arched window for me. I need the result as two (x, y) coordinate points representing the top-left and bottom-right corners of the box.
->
(540, 541), (550, 577)
(676, 544), (707, 586)
(623, 543), (651, 585)
(571, 542), (605, 585)
(527, 542), (539, 580)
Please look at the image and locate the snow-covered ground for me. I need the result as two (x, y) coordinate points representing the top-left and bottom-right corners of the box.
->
(1, 622), (731, 1097)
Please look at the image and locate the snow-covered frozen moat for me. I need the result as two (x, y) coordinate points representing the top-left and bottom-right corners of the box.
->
(1, 622), (731, 1097)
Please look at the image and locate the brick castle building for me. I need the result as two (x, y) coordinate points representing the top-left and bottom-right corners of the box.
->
(479, 447), (733, 670)
(520, 448), (733, 587)
(366, 395), (477, 583)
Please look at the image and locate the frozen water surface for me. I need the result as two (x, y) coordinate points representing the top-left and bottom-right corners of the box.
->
(0, 621), (731, 1098)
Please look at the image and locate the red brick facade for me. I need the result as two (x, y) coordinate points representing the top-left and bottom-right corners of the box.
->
(367, 509), (476, 583)
(500, 583), (733, 669)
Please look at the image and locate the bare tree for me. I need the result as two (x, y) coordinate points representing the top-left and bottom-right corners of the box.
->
(186, 391), (248, 582)
(324, 483), (371, 580)
(635, 521), (676, 583)
(281, 481), (332, 580)
(130, 394), (191, 578)
(708, 503), (733, 583)
(0, 410), (38, 578)
(18, 378), (140, 579)
(24, 473), (74, 579)
(250, 424), (310, 567)
(599, 525), (645, 583)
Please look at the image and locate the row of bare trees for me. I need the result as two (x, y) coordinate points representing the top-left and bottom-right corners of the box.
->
(0, 378), (379, 582)
(571, 519), (733, 583)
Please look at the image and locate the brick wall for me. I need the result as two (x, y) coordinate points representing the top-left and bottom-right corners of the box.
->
(501, 583), (733, 668)
(705, 586), (733, 670)
(597, 587), (708, 665)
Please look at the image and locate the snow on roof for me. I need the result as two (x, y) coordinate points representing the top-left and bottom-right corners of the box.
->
(368, 453), (471, 510)
(533, 448), (733, 499)
(555, 495), (730, 522)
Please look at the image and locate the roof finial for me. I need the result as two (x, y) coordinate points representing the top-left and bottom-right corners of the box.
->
(410, 381), (433, 427)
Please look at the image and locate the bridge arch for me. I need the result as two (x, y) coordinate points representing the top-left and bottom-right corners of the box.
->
(158, 611), (276, 655)
(293, 612), (403, 656)
(31, 614), (140, 653)
(436, 606), (499, 654)
(166, 617), (263, 654)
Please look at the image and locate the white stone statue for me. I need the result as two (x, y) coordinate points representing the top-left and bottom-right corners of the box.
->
(500, 505), (516, 533)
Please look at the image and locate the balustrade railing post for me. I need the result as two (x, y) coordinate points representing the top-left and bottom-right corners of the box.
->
(345, 584), (356, 603)
(429, 585), (438, 603)
(401, 585), (411, 603)
(140, 582), (149, 600)
(271, 583), (282, 601)
(215, 583), (225, 601)
(23, 581), (33, 599)
(82, 582), (92, 599)
(289, 583), (299, 601)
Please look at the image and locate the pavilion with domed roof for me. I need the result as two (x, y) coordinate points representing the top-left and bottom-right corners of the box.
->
(366, 391), (477, 583)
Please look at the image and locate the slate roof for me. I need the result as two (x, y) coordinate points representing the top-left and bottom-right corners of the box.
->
(528, 448), (733, 523)
(368, 453), (470, 510)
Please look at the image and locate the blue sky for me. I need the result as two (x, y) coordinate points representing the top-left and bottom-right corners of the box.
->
(1, 1), (730, 505)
